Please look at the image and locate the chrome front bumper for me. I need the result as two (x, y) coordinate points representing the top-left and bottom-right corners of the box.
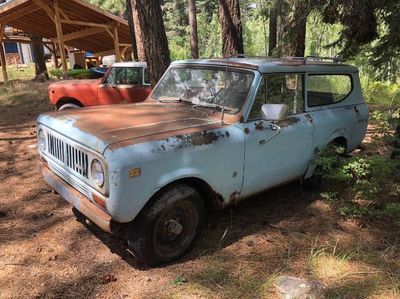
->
(40, 162), (112, 233)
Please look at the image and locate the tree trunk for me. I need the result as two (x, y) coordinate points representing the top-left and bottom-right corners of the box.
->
(392, 124), (400, 159)
(130, 0), (170, 86)
(125, 0), (138, 61)
(188, 0), (199, 59)
(268, 6), (277, 56)
(31, 36), (49, 80)
(218, 0), (244, 57)
(277, 0), (308, 57)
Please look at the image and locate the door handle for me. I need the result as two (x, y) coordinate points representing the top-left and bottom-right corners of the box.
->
(354, 106), (359, 113)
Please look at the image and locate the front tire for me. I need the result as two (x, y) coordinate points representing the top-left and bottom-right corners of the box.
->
(127, 184), (205, 266)
(57, 103), (81, 110)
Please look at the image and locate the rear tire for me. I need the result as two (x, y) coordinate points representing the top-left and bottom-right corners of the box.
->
(127, 184), (205, 267)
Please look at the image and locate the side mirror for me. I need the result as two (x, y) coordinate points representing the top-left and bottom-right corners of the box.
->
(261, 104), (288, 121)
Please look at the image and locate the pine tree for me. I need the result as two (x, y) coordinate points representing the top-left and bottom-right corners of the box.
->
(218, 0), (244, 57)
(188, 0), (199, 59)
(130, 0), (171, 85)
(88, 0), (126, 17)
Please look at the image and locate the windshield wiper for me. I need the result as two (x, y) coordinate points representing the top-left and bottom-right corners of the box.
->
(192, 103), (232, 112)
(158, 97), (184, 103)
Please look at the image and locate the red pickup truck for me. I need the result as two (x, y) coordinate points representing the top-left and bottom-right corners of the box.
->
(49, 62), (152, 110)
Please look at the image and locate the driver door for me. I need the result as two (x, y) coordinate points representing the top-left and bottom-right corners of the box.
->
(241, 74), (314, 198)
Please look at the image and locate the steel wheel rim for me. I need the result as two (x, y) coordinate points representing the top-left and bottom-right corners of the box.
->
(153, 200), (199, 258)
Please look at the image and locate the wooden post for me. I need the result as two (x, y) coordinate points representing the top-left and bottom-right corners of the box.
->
(113, 24), (121, 62)
(52, 42), (58, 68)
(0, 24), (8, 82)
(53, 0), (67, 77)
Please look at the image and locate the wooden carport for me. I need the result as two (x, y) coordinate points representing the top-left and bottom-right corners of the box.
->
(0, 0), (133, 81)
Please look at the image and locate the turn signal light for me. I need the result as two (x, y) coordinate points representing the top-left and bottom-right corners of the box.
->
(92, 193), (106, 209)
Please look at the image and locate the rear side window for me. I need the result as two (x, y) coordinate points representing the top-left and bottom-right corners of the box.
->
(307, 75), (352, 107)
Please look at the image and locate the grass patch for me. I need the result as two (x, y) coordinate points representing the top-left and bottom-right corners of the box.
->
(0, 80), (52, 126)
(308, 239), (400, 299)
(0, 64), (36, 82)
(0, 64), (97, 82)
(167, 257), (270, 299)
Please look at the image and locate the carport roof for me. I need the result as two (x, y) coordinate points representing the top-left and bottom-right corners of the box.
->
(0, 0), (132, 56)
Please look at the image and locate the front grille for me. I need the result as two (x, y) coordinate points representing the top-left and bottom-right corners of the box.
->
(47, 133), (89, 179)
(47, 160), (92, 198)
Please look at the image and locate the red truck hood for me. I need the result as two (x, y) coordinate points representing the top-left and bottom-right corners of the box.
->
(37, 102), (223, 153)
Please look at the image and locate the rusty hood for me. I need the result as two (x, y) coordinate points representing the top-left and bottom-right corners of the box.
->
(37, 102), (222, 153)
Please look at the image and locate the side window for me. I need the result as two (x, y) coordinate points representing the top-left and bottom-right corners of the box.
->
(104, 67), (125, 85)
(144, 68), (150, 85)
(307, 74), (352, 107)
(248, 74), (304, 120)
(104, 68), (116, 85)
(125, 67), (142, 85)
(248, 77), (266, 120)
(266, 74), (304, 115)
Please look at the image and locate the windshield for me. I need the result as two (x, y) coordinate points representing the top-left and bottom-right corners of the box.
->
(152, 66), (254, 114)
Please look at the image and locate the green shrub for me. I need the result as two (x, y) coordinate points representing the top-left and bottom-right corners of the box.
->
(361, 78), (400, 106)
(314, 144), (400, 220)
(49, 69), (93, 80)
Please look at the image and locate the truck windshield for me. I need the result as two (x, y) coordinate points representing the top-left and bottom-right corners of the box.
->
(152, 66), (254, 114)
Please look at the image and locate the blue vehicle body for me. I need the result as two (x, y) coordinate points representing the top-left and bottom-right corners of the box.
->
(37, 58), (369, 231)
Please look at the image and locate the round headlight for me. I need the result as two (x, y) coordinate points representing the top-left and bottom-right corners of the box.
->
(38, 129), (46, 151)
(91, 159), (104, 187)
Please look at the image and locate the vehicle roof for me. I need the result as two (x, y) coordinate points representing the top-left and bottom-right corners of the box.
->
(171, 58), (359, 74)
(112, 61), (147, 68)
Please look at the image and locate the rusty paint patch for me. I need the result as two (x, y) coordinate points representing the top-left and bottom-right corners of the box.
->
(305, 113), (313, 123)
(229, 191), (240, 202)
(279, 116), (301, 127)
(176, 130), (226, 147)
(191, 131), (220, 146)
(255, 122), (265, 131)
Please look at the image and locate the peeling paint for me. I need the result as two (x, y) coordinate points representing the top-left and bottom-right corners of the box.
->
(279, 116), (301, 128)
(176, 130), (226, 147)
(255, 122), (265, 131)
(304, 113), (313, 123)
(229, 191), (240, 202)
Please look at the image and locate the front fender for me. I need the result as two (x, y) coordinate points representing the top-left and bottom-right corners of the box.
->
(104, 125), (245, 223)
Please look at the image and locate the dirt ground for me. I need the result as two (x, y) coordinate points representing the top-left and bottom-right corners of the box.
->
(0, 82), (399, 299)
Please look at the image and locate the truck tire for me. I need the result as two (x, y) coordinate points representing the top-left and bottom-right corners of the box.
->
(127, 184), (205, 266)
(58, 103), (81, 110)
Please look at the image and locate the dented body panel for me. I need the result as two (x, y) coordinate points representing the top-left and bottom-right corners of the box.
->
(37, 58), (369, 230)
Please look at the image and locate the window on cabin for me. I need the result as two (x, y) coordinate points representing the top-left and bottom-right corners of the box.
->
(248, 74), (304, 120)
(307, 75), (352, 107)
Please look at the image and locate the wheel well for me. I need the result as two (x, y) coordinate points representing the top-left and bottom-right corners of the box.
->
(56, 97), (83, 109)
(156, 178), (223, 210)
(331, 136), (348, 153)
